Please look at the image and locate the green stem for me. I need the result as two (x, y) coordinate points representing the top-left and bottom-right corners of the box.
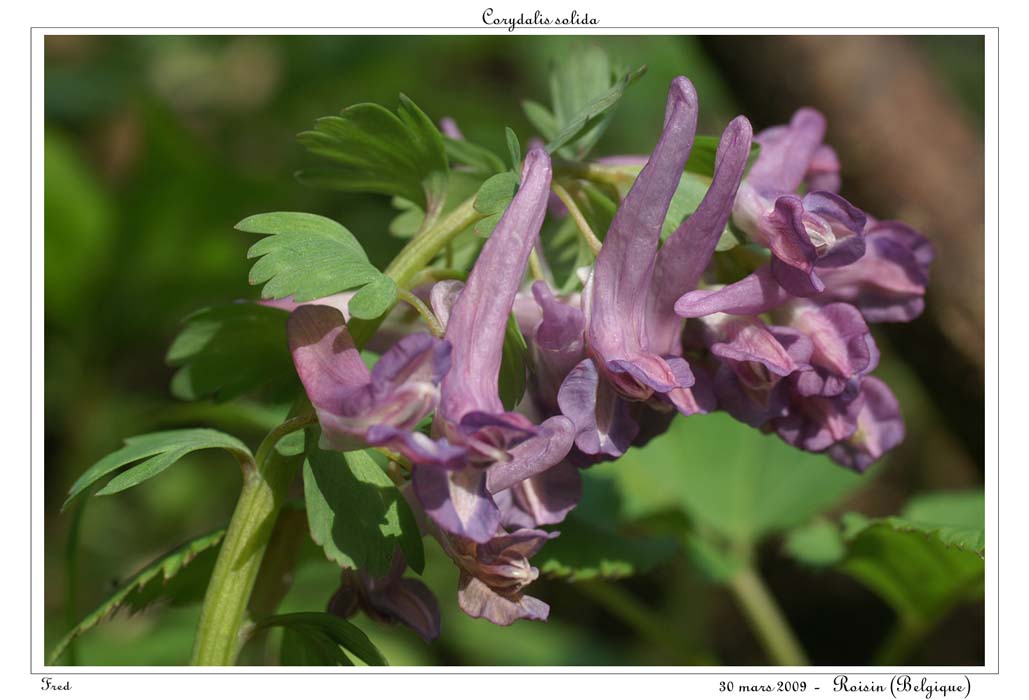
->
(728, 565), (810, 666)
(348, 196), (484, 348)
(397, 289), (444, 337)
(384, 196), (483, 288)
(577, 580), (714, 665)
(190, 411), (313, 666)
(551, 182), (603, 255)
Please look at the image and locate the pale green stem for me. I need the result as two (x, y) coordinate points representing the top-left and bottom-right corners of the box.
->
(190, 412), (313, 666)
(550, 182), (603, 255)
(397, 289), (444, 337)
(728, 565), (810, 666)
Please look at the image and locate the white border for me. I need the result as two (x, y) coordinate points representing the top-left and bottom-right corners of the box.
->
(5, 1), (1012, 695)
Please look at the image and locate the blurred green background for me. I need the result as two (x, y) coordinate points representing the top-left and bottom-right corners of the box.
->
(44, 35), (986, 666)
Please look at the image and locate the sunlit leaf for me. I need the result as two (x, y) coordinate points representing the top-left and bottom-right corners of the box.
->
(303, 441), (424, 578)
(65, 430), (253, 509)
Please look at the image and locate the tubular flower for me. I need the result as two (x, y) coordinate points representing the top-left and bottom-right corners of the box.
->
(411, 146), (576, 544)
(441, 525), (557, 626)
(731, 108), (867, 297)
(287, 305), (461, 464)
(549, 77), (752, 462)
(327, 551), (441, 642)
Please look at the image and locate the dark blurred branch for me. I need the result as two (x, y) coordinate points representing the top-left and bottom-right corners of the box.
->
(702, 36), (985, 463)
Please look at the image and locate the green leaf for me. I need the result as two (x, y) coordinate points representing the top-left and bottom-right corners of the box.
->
(499, 314), (528, 410)
(590, 412), (865, 547)
(65, 429), (253, 509)
(782, 518), (847, 567)
(894, 490), (985, 555)
(545, 65), (646, 157)
(346, 274), (398, 320)
(303, 441), (424, 578)
(473, 170), (520, 237)
(525, 46), (645, 159)
(280, 626), (353, 666)
(47, 530), (226, 664)
(259, 612), (387, 666)
(474, 171), (519, 215)
(686, 137), (761, 178)
(239, 212), (392, 311)
(296, 95), (448, 221)
(538, 515), (677, 582)
(165, 303), (297, 402)
(444, 136), (506, 175)
(505, 127), (521, 173)
(838, 508), (984, 625)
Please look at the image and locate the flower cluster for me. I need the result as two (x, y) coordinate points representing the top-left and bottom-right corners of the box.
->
(290, 76), (932, 636)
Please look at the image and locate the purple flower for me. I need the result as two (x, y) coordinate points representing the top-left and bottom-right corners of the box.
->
(675, 221), (933, 326)
(287, 305), (461, 464)
(815, 221), (934, 323)
(784, 300), (880, 398)
(440, 526), (557, 626)
(327, 551), (441, 642)
(412, 147), (576, 543)
(826, 376), (905, 470)
(551, 77), (752, 461)
(699, 313), (813, 427)
(771, 374), (903, 472)
(732, 109), (867, 296)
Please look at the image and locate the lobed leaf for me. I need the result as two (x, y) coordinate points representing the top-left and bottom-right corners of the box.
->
(524, 47), (644, 160)
(296, 95), (449, 221)
(64, 429), (253, 509)
(47, 529), (226, 664)
(239, 212), (395, 318)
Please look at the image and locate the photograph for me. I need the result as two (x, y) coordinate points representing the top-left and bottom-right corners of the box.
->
(40, 33), (986, 668)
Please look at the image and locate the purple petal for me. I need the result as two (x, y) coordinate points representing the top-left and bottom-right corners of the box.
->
(429, 279), (464, 330)
(648, 116), (753, 354)
(495, 461), (582, 528)
(588, 77), (698, 372)
(457, 574), (549, 625)
(788, 302), (876, 397)
(675, 265), (794, 318)
(805, 144), (841, 193)
(440, 117), (464, 140)
(486, 415), (576, 493)
(557, 359), (640, 459)
(365, 426), (467, 469)
(773, 385), (864, 453)
(746, 108), (828, 194)
(412, 465), (501, 543)
(366, 578), (441, 642)
(440, 148), (552, 422)
(827, 376), (904, 471)
(817, 221), (934, 322)
(288, 305), (371, 411)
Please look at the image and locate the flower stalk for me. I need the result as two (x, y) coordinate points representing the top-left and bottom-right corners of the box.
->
(728, 565), (810, 666)
(190, 409), (313, 666)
